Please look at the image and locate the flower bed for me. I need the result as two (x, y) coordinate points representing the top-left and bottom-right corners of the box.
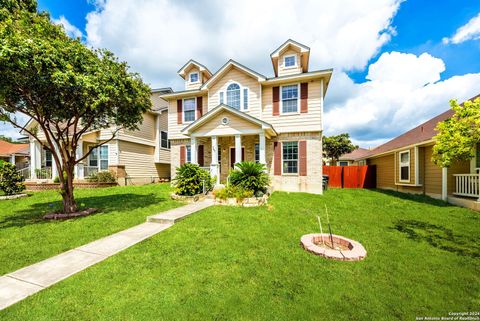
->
(25, 182), (117, 191)
(0, 193), (28, 200)
(214, 193), (269, 207)
(171, 193), (208, 203)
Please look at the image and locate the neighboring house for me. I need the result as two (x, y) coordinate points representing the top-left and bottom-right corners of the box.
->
(161, 39), (332, 194)
(22, 88), (172, 184)
(0, 140), (29, 169)
(337, 148), (369, 166)
(357, 95), (480, 210)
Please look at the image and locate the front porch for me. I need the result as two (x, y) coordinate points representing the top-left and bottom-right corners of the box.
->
(23, 137), (108, 182)
(448, 173), (480, 211)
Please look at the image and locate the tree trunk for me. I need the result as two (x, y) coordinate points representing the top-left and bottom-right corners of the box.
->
(60, 166), (77, 213)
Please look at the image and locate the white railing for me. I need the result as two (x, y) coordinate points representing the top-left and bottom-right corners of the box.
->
(453, 174), (480, 198)
(17, 167), (31, 180)
(35, 167), (52, 180)
(84, 166), (99, 178)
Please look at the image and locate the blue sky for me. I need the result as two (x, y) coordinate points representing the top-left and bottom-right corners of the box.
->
(3, 0), (480, 147)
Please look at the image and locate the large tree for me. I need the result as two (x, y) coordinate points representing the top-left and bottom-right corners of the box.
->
(432, 97), (480, 168)
(0, 0), (152, 213)
(323, 133), (358, 164)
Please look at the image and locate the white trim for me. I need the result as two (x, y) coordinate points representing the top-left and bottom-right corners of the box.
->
(283, 54), (298, 69)
(191, 129), (264, 138)
(116, 133), (156, 147)
(182, 97), (197, 123)
(441, 167), (448, 201)
(414, 146), (420, 185)
(225, 81), (244, 111)
(280, 83), (300, 115)
(201, 60), (266, 89)
(398, 150), (410, 182)
(270, 39), (310, 58)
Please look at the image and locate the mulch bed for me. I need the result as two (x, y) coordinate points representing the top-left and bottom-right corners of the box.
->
(43, 208), (98, 220)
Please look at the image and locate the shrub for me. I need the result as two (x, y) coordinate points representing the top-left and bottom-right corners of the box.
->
(214, 185), (254, 201)
(173, 163), (213, 196)
(0, 160), (25, 195)
(53, 171), (72, 183)
(229, 161), (269, 194)
(97, 171), (117, 183)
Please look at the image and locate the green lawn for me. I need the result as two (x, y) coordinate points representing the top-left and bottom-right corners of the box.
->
(0, 183), (180, 275)
(1, 188), (479, 321)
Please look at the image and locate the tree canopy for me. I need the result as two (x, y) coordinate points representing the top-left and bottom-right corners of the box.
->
(0, 0), (152, 213)
(432, 97), (480, 168)
(323, 133), (358, 164)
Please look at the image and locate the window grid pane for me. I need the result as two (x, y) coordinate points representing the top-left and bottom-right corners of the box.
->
(226, 84), (241, 110)
(282, 142), (298, 174)
(254, 144), (259, 162)
(186, 146), (191, 163)
(161, 131), (169, 149)
(184, 98), (196, 122)
(282, 85), (298, 113)
(285, 56), (296, 67)
(190, 73), (198, 82)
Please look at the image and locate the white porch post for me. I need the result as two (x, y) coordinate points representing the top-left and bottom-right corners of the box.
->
(441, 167), (448, 201)
(235, 134), (242, 168)
(75, 140), (84, 179)
(259, 132), (266, 165)
(10, 154), (16, 166)
(191, 137), (198, 165)
(30, 139), (41, 179)
(211, 135), (219, 184)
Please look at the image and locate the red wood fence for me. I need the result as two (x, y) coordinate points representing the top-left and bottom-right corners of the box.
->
(323, 165), (376, 189)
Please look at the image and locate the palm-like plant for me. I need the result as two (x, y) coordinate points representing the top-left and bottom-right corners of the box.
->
(229, 161), (269, 195)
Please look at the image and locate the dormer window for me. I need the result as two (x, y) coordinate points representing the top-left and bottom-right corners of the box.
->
(189, 72), (199, 83)
(284, 55), (297, 68)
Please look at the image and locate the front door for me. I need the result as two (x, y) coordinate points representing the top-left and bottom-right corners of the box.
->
(229, 147), (245, 169)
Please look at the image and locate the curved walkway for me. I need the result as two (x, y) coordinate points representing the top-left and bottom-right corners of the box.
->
(0, 200), (213, 310)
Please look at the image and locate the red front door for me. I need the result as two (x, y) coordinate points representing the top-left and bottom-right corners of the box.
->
(230, 147), (245, 168)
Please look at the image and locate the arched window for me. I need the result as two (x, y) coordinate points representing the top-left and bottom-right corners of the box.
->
(226, 83), (241, 110)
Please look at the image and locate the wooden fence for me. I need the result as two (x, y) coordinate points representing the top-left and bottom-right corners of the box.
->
(323, 165), (376, 189)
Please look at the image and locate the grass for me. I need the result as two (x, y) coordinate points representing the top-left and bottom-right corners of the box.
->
(1, 188), (479, 320)
(0, 183), (180, 275)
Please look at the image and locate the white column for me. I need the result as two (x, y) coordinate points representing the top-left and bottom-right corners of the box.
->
(441, 167), (448, 201)
(235, 134), (242, 167)
(191, 137), (197, 165)
(210, 136), (219, 184)
(75, 140), (84, 179)
(259, 132), (266, 165)
(10, 154), (16, 166)
(29, 140), (36, 178)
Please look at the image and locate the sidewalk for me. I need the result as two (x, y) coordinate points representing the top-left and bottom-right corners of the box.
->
(0, 200), (213, 310)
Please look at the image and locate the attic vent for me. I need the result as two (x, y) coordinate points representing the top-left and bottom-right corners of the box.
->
(221, 117), (229, 125)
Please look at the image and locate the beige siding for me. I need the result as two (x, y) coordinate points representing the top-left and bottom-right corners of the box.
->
(123, 112), (156, 141)
(157, 111), (170, 164)
(208, 66), (262, 118)
(119, 141), (166, 179)
(423, 145), (442, 196)
(368, 154), (395, 189)
(278, 49), (302, 76)
(168, 95), (208, 140)
(151, 93), (168, 110)
(261, 79), (322, 133)
(193, 111), (261, 137)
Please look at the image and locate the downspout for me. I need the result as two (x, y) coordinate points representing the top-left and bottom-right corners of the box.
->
(441, 167), (448, 202)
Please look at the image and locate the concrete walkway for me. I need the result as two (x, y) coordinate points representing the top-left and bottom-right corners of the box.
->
(0, 200), (213, 311)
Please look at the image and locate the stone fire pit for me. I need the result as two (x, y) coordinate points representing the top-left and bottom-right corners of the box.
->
(300, 233), (367, 261)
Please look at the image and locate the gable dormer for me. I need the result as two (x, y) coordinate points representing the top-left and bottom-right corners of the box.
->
(270, 39), (310, 77)
(178, 59), (213, 90)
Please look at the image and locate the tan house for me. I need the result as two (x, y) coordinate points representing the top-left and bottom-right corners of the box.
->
(357, 95), (480, 210)
(161, 39), (332, 194)
(22, 88), (172, 184)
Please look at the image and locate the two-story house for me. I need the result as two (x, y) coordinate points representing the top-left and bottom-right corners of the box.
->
(161, 39), (332, 194)
(22, 88), (172, 185)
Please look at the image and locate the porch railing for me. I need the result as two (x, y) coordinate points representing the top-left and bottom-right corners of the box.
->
(17, 167), (31, 180)
(453, 174), (480, 198)
(35, 167), (52, 180)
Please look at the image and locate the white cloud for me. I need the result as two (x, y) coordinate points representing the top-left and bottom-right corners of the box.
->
(85, 0), (401, 88)
(324, 52), (480, 147)
(52, 15), (83, 39)
(442, 12), (480, 44)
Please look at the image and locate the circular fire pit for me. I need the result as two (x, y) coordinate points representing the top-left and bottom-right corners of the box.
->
(300, 233), (367, 261)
